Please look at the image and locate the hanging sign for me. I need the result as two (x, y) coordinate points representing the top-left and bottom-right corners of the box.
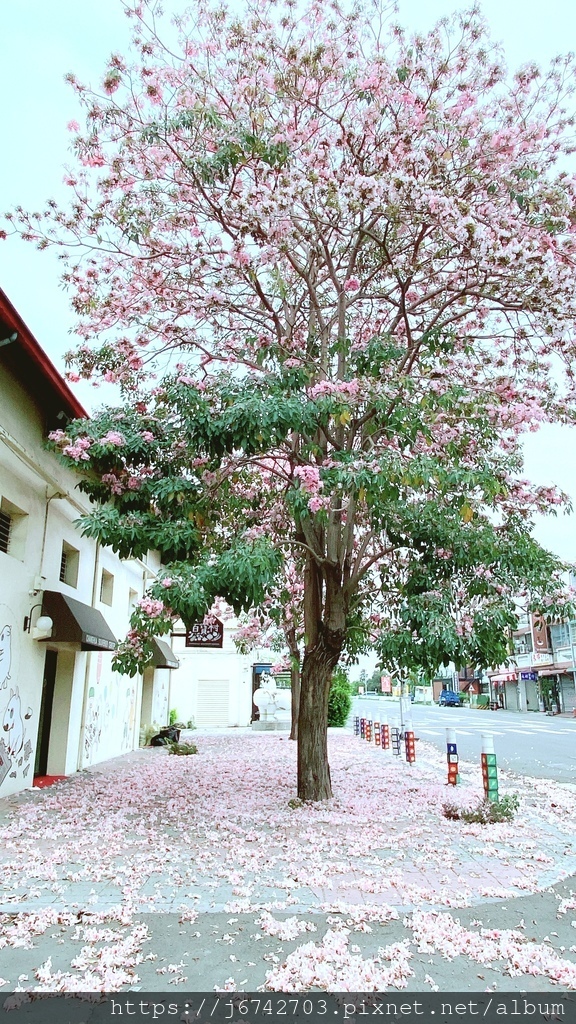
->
(381, 674), (392, 693)
(184, 616), (224, 648)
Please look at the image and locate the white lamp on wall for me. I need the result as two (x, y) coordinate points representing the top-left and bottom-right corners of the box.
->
(23, 604), (53, 638)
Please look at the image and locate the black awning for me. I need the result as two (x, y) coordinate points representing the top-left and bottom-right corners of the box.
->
(150, 637), (179, 669)
(40, 590), (117, 652)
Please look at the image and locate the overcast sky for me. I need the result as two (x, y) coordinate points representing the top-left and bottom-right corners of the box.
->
(1, 0), (576, 562)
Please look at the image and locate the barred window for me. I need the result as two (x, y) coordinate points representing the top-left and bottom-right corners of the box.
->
(0, 510), (11, 554)
(0, 498), (27, 559)
(59, 541), (79, 587)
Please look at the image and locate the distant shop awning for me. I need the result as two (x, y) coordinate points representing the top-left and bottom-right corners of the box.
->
(489, 671), (517, 683)
(150, 637), (179, 669)
(39, 590), (117, 652)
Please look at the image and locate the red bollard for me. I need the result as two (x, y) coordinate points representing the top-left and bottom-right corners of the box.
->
(405, 729), (416, 764)
(381, 723), (390, 750)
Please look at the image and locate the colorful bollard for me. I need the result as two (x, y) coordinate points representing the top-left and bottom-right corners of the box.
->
(446, 727), (459, 786)
(404, 728), (416, 764)
(353, 716), (360, 736)
(391, 720), (401, 756)
(381, 722), (390, 750)
(481, 732), (499, 802)
(374, 721), (381, 746)
(366, 719), (372, 742)
(360, 717), (366, 738)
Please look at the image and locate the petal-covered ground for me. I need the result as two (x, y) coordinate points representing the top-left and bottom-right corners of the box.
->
(1, 730), (576, 993)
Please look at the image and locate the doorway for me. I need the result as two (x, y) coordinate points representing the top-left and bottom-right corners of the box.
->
(34, 650), (57, 777)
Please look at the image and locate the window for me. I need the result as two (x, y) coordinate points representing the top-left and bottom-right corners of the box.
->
(0, 498), (28, 560)
(550, 622), (576, 651)
(0, 510), (10, 554)
(59, 541), (79, 588)
(128, 588), (139, 613)
(513, 633), (533, 655)
(100, 569), (114, 606)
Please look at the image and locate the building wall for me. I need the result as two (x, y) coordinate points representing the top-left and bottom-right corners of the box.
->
(489, 608), (576, 714)
(0, 354), (169, 797)
(169, 628), (266, 728)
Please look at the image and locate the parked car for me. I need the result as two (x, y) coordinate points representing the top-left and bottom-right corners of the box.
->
(438, 689), (461, 707)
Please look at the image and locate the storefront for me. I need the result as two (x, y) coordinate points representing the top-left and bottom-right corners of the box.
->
(538, 672), (561, 714)
(489, 671), (518, 709)
(520, 670), (539, 712)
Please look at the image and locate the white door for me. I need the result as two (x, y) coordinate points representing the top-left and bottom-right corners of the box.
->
(525, 679), (539, 711)
(196, 679), (230, 727)
(505, 681), (519, 710)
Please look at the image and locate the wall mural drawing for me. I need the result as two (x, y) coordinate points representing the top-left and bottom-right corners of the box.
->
(3, 688), (24, 757)
(0, 610), (34, 791)
(0, 625), (12, 689)
(1, 687), (34, 786)
(0, 739), (12, 787)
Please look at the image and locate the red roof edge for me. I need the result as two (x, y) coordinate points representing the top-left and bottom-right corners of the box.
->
(0, 287), (87, 420)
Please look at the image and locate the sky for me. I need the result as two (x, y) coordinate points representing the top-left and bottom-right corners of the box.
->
(1, 0), (576, 562)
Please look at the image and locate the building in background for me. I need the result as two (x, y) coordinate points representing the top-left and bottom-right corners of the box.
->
(489, 608), (576, 713)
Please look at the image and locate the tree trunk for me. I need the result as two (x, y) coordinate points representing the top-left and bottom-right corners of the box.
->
(297, 627), (344, 801)
(289, 657), (300, 741)
(285, 625), (301, 741)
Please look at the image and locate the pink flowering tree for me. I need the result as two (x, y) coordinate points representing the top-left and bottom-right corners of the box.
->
(10, 0), (576, 799)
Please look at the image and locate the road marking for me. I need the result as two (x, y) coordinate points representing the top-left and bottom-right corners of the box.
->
(503, 729), (545, 734)
(420, 728), (475, 736)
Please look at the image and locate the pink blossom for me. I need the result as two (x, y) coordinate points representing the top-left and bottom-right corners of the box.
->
(343, 277), (360, 293)
(293, 465), (322, 494)
(101, 472), (124, 494)
(138, 597), (165, 617)
(231, 249), (251, 267)
(99, 430), (125, 446)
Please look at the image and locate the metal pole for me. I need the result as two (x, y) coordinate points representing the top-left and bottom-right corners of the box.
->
(571, 638), (576, 714)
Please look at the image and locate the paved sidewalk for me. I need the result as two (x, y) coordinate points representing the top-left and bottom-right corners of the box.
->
(1, 730), (576, 993)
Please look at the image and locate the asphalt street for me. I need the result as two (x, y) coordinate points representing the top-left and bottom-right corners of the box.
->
(352, 697), (576, 784)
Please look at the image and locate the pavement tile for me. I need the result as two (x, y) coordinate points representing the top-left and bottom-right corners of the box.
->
(2, 731), (576, 992)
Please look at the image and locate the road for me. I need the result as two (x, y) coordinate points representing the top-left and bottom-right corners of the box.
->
(350, 696), (576, 784)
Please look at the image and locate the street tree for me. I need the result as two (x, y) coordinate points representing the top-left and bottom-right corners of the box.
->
(10, 0), (576, 800)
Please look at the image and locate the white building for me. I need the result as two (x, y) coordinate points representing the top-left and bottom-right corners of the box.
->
(0, 289), (178, 797)
(169, 621), (277, 728)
